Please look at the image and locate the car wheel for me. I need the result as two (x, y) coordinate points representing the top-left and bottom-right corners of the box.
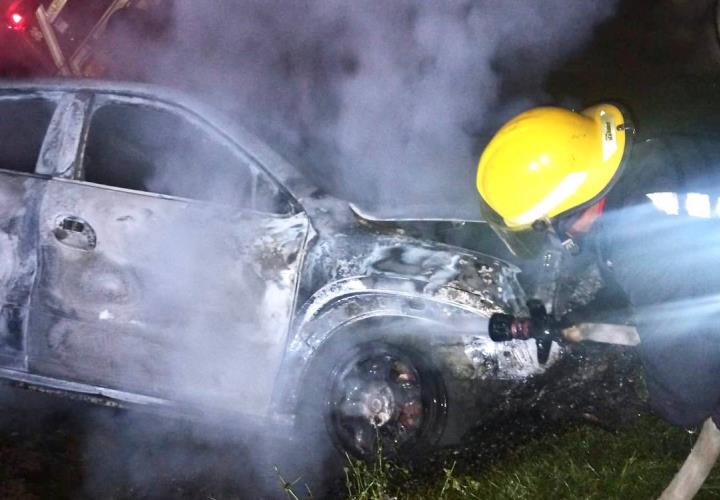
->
(324, 341), (447, 459)
(298, 329), (448, 461)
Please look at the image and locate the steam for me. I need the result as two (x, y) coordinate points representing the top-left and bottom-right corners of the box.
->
(67, 0), (624, 497)
(104, 0), (618, 217)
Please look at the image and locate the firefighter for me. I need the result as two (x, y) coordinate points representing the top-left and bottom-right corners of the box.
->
(475, 103), (720, 431)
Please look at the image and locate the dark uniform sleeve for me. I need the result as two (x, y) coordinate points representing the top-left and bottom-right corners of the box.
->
(600, 137), (720, 428)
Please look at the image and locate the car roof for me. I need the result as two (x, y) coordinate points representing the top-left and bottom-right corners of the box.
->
(0, 79), (227, 120)
(0, 79), (318, 204)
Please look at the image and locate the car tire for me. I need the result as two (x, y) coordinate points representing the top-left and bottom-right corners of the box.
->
(295, 321), (448, 463)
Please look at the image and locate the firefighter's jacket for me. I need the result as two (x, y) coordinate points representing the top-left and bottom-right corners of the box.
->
(596, 134), (720, 427)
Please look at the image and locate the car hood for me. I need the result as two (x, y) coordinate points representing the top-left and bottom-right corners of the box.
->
(349, 202), (485, 224)
(345, 202), (515, 262)
(299, 198), (526, 321)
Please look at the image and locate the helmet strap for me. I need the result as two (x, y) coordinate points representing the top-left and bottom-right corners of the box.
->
(544, 220), (582, 256)
(560, 236), (581, 256)
(551, 197), (607, 256)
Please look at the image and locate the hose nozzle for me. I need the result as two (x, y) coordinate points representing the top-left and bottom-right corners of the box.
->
(488, 300), (558, 364)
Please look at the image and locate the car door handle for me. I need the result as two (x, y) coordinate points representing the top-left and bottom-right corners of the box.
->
(53, 215), (97, 251)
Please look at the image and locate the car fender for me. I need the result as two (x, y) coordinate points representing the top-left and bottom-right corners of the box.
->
(275, 266), (562, 415)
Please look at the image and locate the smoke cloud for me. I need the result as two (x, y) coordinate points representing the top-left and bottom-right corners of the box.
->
(103, 0), (618, 218)
(6, 1), (624, 497)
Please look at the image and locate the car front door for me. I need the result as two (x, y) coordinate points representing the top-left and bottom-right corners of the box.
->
(27, 95), (310, 415)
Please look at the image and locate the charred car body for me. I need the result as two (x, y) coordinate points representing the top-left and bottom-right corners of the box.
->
(0, 81), (573, 458)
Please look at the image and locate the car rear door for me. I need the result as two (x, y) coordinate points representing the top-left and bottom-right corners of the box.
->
(27, 94), (310, 415)
(0, 92), (58, 369)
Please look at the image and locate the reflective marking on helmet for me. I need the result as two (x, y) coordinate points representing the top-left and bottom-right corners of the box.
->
(600, 110), (617, 161)
(515, 172), (587, 226)
(647, 192), (679, 215)
(686, 193), (712, 218)
(647, 192), (719, 218)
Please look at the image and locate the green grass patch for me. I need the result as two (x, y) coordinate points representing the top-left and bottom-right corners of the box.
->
(341, 414), (720, 500)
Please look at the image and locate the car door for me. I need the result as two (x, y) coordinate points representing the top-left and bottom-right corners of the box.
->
(27, 95), (310, 416)
(0, 93), (58, 369)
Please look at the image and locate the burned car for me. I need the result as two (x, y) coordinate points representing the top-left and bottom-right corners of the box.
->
(0, 81), (571, 459)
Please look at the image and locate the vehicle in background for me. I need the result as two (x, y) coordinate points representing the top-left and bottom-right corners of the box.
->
(0, 0), (163, 78)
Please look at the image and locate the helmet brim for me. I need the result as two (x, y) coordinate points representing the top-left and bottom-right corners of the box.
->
(479, 198), (546, 259)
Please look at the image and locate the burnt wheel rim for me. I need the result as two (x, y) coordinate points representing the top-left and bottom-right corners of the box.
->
(325, 344), (446, 459)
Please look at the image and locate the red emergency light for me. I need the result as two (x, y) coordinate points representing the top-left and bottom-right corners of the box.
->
(7, 10), (26, 30)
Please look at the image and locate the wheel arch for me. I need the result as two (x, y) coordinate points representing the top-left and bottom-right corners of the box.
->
(274, 274), (511, 415)
(273, 274), (560, 425)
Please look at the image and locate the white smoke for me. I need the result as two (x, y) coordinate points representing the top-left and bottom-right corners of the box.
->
(76, 0), (623, 497)
(104, 0), (618, 218)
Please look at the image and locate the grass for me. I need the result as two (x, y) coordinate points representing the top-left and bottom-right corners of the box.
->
(339, 414), (720, 500)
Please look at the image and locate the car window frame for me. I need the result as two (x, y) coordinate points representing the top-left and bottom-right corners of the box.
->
(0, 91), (62, 179)
(74, 93), (301, 216)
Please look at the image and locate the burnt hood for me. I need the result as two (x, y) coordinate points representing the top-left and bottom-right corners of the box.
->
(348, 203), (515, 261)
(349, 202), (485, 224)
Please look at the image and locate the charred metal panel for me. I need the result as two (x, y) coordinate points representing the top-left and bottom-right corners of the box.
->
(28, 178), (309, 416)
(298, 228), (526, 320)
(275, 231), (557, 408)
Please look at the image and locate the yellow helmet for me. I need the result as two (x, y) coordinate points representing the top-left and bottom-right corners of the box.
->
(476, 103), (631, 257)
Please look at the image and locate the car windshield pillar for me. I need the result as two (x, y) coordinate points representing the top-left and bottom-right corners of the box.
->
(36, 92), (91, 178)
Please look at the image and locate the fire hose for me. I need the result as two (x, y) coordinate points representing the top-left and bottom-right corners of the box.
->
(489, 301), (719, 500)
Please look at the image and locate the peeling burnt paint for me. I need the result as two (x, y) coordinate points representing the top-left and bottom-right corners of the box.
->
(367, 246), (461, 292)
